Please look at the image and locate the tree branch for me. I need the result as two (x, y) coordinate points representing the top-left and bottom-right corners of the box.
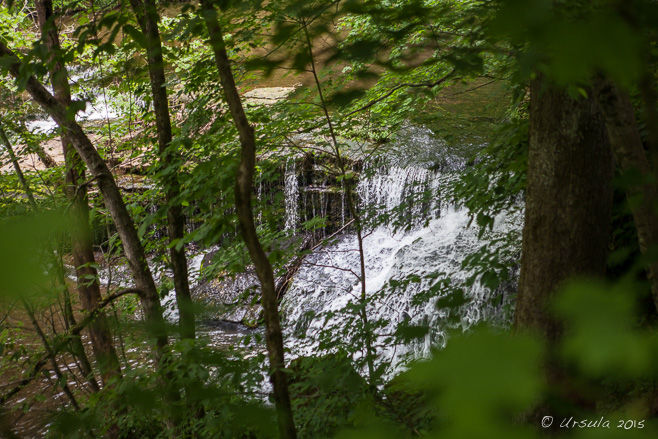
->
(0, 288), (140, 406)
(345, 68), (458, 118)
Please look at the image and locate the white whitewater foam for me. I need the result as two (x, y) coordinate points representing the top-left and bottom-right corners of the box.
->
(281, 163), (520, 375)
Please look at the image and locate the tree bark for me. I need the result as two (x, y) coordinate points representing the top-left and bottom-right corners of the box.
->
(0, 40), (170, 363)
(594, 79), (658, 314)
(516, 77), (614, 419)
(60, 282), (101, 393)
(200, 2), (297, 438)
(128, 0), (195, 340)
(36, 0), (122, 385)
(516, 78), (614, 339)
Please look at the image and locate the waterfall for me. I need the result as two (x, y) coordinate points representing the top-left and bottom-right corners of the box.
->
(357, 164), (444, 227)
(280, 159), (520, 374)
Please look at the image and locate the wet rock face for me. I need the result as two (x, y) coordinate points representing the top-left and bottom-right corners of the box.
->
(193, 269), (262, 326)
(191, 235), (313, 326)
(283, 151), (362, 238)
(190, 247), (261, 326)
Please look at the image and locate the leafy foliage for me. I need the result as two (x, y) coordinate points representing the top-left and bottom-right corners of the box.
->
(1, 0), (658, 437)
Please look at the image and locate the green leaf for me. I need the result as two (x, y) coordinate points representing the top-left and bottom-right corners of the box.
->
(436, 289), (469, 310)
(0, 212), (64, 299)
(554, 279), (655, 378)
(122, 24), (148, 49)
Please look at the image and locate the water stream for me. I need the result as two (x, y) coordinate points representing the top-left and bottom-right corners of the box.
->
(279, 144), (520, 374)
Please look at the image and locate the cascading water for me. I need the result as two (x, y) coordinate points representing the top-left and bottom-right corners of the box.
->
(284, 158), (299, 230)
(280, 128), (521, 374)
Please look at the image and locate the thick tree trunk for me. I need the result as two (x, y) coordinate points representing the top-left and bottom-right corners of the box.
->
(0, 41), (170, 363)
(516, 77), (613, 419)
(128, 0), (195, 340)
(200, 2), (297, 438)
(36, 0), (122, 385)
(594, 79), (658, 314)
(516, 78), (613, 338)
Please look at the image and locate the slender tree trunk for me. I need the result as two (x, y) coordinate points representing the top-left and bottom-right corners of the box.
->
(23, 300), (81, 411)
(60, 283), (101, 392)
(0, 41), (170, 364)
(300, 21), (377, 385)
(200, 3), (297, 438)
(0, 289), (141, 408)
(36, 0), (122, 385)
(0, 101), (56, 169)
(127, 0), (195, 340)
(594, 79), (658, 314)
(1, 117), (103, 392)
